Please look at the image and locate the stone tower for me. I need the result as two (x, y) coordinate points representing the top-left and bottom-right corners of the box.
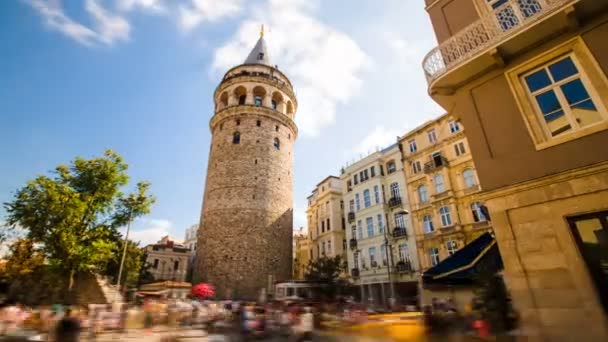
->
(195, 30), (297, 300)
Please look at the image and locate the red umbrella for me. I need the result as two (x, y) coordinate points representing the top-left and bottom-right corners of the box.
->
(191, 283), (216, 299)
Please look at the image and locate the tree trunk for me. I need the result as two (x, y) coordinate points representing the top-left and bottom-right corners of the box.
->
(68, 269), (75, 290)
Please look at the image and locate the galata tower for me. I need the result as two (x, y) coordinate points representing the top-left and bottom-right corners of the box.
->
(195, 28), (297, 300)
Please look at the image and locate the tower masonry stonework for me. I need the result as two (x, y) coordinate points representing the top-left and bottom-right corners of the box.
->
(195, 33), (297, 300)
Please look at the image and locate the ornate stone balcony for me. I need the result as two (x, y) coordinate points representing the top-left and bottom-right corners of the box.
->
(423, 0), (578, 93)
(424, 156), (449, 174)
(349, 238), (358, 250)
(395, 261), (412, 273)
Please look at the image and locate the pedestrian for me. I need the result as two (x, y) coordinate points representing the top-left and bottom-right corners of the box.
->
(55, 308), (81, 342)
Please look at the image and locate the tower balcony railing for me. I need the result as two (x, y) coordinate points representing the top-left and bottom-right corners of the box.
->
(347, 212), (356, 223)
(349, 238), (358, 250)
(422, 0), (577, 86)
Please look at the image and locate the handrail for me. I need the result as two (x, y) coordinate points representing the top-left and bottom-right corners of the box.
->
(422, 0), (575, 84)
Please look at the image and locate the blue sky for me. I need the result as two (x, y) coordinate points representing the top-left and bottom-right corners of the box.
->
(0, 0), (442, 246)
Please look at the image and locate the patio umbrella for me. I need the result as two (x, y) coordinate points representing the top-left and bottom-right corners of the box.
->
(191, 283), (216, 299)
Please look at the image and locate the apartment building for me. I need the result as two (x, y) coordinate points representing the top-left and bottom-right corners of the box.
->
(293, 228), (311, 280)
(400, 113), (492, 270)
(342, 144), (419, 307)
(422, 0), (608, 339)
(143, 236), (191, 282)
(306, 176), (346, 262)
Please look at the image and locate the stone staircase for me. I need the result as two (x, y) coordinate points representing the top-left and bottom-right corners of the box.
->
(95, 275), (124, 304)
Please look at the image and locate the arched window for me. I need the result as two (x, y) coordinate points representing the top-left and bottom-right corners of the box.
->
(234, 86), (247, 105)
(274, 137), (280, 150)
(219, 91), (228, 109)
(390, 182), (400, 198)
(272, 92), (283, 112)
(233, 132), (240, 144)
(286, 101), (294, 116)
(463, 169), (477, 188)
(423, 215), (434, 233)
(253, 86), (267, 107)
(387, 161), (397, 174)
(271, 100), (278, 109)
(434, 173), (445, 193)
(418, 185), (428, 203)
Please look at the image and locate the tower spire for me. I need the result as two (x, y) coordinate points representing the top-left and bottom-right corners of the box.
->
(260, 24), (264, 38)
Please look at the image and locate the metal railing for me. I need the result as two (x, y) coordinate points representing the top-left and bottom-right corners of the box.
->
(347, 212), (356, 222)
(422, 0), (575, 84)
(388, 197), (402, 208)
(392, 227), (408, 238)
(351, 268), (360, 277)
(349, 238), (358, 250)
(424, 156), (449, 174)
(396, 261), (412, 273)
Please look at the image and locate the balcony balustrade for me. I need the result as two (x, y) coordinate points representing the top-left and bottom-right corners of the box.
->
(396, 261), (412, 273)
(424, 156), (449, 174)
(388, 197), (402, 208)
(347, 212), (356, 223)
(423, 0), (577, 85)
(349, 238), (358, 250)
(351, 268), (360, 277)
(392, 227), (408, 239)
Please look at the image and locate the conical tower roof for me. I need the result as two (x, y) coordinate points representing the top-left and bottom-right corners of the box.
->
(244, 27), (271, 66)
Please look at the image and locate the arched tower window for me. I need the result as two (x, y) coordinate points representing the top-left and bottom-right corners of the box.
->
(272, 91), (284, 111)
(253, 86), (267, 107)
(274, 137), (280, 150)
(234, 86), (247, 105)
(219, 91), (228, 109)
(233, 132), (240, 144)
(286, 101), (294, 116)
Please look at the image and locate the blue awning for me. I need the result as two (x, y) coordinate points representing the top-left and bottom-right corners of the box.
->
(422, 232), (503, 285)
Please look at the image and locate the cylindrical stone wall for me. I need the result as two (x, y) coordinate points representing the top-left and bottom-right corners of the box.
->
(195, 67), (297, 300)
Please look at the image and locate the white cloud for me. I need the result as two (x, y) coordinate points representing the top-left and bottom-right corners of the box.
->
(116, 0), (165, 13)
(25, 0), (130, 46)
(127, 218), (173, 246)
(25, 0), (99, 46)
(178, 0), (243, 31)
(211, 0), (369, 137)
(352, 126), (399, 157)
(85, 0), (130, 44)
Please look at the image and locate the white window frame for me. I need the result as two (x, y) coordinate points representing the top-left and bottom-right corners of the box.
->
(380, 244), (387, 264)
(506, 38), (608, 149)
(439, 206), (453, 226)
(423, 214), (434, 233)
(418, 184), (428, 203)
(390, 182), (400, 199)
(408, 139), (417, 153)
(429, 247), (440, 266)
(363, 189), (371, 208)
(434, 173), (445, 193)
(349, 199), (355, 212)
(377, 214), (384, 234)
(471, 202), (488, 222)
(454, 141), (466, 156)
(446, 240), (458, 255)
(394, 213), (406, 229)
(357, 220), (363, 240)
(354, 252), (360, 269)
(374, 185), (381, 204)
(355, 193), (361, 211)
(448, 120), (460, 133)
(398, 244), (410, 263)
(427, 129), (437, 144)
(366, 217), (374, 238)
(412, 160), (422, 174)
(369, 247), (376, 265)
(463, 169), (477, 188)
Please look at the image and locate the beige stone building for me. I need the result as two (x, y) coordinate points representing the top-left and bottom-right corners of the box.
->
(144, 236), (191, 282)
(306, 176), (346, 263)
(195, 30), (297, 299)
(399, 113), (492, 270)
(183, 224), (199, 253)
(341, 144), (420, 307)
(293, 228), (311, 280)
(422, 0), (608, 339)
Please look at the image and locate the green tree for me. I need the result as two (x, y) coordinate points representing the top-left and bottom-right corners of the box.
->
(304, 255), (352, 299)
(103, 238), (145, 289)
(3, 150), (155, 293)
(3, 238), (45, 279)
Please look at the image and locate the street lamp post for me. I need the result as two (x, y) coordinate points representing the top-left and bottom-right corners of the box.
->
(115, 209), (133, 302)
(383, 213), (396, 309)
